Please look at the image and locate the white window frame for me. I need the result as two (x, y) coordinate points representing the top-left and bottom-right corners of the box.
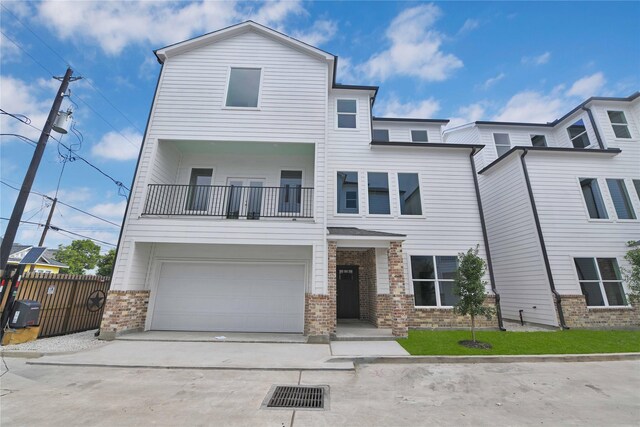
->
(493, 133), (511, 157)
(530, 134), (547, 147)
(336, 98), (358, 130)
(366, 171), (392, 216)
(222, 66), (263, 110)
(607, 110), (632, 139)
(574, 257), (628, 307)
(411, 130), (429, 142)
(335, 170), (361, 216)
(567, 118), (593, 148)
(577, 177), (609, 221)
(277, 169), (306, 216)
(372, 129), (390, 142)
(409, 255), (459, 308)
(605, 178), (637, 220)
(396, 172), (425, 218)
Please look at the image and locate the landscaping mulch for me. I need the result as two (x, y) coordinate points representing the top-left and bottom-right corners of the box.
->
(458, 340), (492, 350)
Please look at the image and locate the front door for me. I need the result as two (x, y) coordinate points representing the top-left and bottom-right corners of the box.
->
(226, 178), (265, 219)
(337, 265), (359, 319)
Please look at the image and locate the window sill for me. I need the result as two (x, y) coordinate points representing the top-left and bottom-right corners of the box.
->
(222, 106), (261, 111)
(335, 127), (360, 131)
(334, 213), (363, 217)
(398, 214), (427, 219)
(587, 305), (633, 310)
(413, 305), (456, 310)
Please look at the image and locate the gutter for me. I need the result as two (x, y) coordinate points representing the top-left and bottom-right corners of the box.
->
(519, 149), (568, 329)
(582, 107), (604, 149)
(469, 148), (505, 331)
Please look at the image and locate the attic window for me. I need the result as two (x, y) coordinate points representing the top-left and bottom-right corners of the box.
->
(411, 130), (429, 142)
(372, 129), (389, 142)
(226, 68), (261, 108)
(567, 119), (591, 148)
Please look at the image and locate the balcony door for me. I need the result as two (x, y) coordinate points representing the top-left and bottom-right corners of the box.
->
(226, 177), (265, 219)
(187, 168), (213, 212)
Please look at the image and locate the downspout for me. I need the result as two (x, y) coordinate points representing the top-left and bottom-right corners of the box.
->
(469, 148), (505, 331)
(520, 149), (569, 329)
(582, 107), (604, 149)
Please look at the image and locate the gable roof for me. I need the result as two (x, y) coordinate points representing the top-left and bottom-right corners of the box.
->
(154, 20), (336, 64)
(1, 238), (69, 268)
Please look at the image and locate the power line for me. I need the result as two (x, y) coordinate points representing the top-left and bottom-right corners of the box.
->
(0, 180), (121, 227)
(0, 133), (37, 148)
(0, 29), (55, 76)
(0, 217), (117, 247)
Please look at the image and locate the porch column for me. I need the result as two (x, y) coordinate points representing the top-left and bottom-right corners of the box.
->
(304, 240), (337, 340)
(388, 240), (409, 337)
(327, 240), (338, 334)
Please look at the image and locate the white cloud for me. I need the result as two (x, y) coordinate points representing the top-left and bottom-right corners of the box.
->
(447, 103), (487, 128)
(34, 0), (306, 55)
(492, 90), (566, 123)
(479, 72), (505, 90)
(378, 97), (440, 118)
(90, 201), (127, 219)
(335, 56), (357, 84)
(91, 128), (142, 161)
(0, 32), (21, 62)
(291, 19), (337, 46)
(522, 52), (551, 66)
(0, 75), (51, 142)
(358, 4), (463, 82)
(458, 18), (480, 34)
(566, 72), (606, 99)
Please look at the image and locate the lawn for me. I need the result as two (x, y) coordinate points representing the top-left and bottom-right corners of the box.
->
(398, 329), (640, 355)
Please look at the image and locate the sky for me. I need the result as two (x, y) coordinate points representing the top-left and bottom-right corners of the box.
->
(1, 1), (638, 253)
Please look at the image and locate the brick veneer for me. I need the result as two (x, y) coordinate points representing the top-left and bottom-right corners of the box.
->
(407, 295), (498, 329)
(99, 290), (150, 340)
(559, 294), (640, 328)
(388, 241), (409, 337)
(302, 240), (338, 339)
(336, 249), (377, 323)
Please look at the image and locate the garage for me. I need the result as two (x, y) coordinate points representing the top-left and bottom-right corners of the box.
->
(150, 261), (305, 333)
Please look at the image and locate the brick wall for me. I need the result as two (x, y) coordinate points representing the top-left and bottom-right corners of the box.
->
(99, 290), (150, 340)
(407, 295), (499, 329)
(304, 294), (333, 337)
(388, 241), (409, 337)
(559, 294), (640, 328)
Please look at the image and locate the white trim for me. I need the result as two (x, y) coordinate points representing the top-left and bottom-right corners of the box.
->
(335, 169), (361, 215)
(335, 98), (358, 130)
(365, 171), (392, 216)
(605, 177), (638, 221)
(396, 172), (426, 218)
(407, 254), (460, 308)
(222, 66), (264, 110)
(607, 110), (633, 139)
(577, 176), (610, 221)
(572, 256), (630, 308)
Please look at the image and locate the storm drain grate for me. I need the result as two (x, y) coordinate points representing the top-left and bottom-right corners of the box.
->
(266, 385), (326, 409)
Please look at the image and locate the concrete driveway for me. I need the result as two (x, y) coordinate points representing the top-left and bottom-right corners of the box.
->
(2, 358), (638, 426)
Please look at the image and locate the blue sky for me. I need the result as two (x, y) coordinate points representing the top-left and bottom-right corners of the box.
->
(1, 1), (638, 252)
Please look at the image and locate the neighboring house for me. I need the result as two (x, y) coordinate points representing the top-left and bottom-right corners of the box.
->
(445, 93), (640, 328)
(4, 242), (68, 274)
(101, 21), (499, 340)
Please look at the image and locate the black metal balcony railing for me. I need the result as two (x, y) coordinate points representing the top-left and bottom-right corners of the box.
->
(142, 184), (314, 219)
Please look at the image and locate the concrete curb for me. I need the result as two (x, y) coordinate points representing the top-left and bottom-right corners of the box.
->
(329, 352), (640, 365)
(1, 350), (86, 359)
(25, 361), (356, 372)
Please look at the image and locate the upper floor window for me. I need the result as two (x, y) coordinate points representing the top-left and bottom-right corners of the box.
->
(225, 68), (261, 108)
(337, 171), (359, 213)
(367, 172), (390, 214)
(493, 133), (511, 157)
(574, 257), (627, 306)
(567, 119), (591, 148)
(606, 179), (636, 219)
(372, 129), (389, 142)
(633, 179), (640, 200)
(398, 173), (422, 215)
(411, 255), (459, 307)
(411, 130), (429, 142)
(337, 99), (357, 128)
(530, 134), (547, 147)
(607, 111), (632, 139)
(580, 178), (608, 219)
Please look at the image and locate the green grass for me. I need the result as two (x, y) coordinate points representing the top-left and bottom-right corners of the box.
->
(398, 329), (640, 355)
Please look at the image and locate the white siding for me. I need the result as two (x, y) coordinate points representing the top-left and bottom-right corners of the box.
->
(590, 101), (640, 147)
(372, 121), (444, 143)
(526, 147), (640, 296)
(327, 91), (491, 296)
(375, 248), (390, 293)
(478, 156), (557, 326)
(550, 111), (599, 149)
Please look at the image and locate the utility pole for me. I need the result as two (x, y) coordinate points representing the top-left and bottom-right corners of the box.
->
(38, 197), (57, 246)
(0, 67), (74, 274)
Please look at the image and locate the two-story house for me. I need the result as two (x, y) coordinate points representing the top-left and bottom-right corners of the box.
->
(100, 21), (499, 341)
(445, 93), (640, 328)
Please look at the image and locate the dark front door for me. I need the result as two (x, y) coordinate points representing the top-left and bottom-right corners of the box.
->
(337, 265), (359, 319)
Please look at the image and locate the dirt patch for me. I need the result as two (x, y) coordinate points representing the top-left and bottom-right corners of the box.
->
(458, 340), (492, 350)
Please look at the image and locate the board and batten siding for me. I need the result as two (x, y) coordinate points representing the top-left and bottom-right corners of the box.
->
(525, 146), (640, 296)
(327, 91), (491, 295)
(477, 155), (558, 326)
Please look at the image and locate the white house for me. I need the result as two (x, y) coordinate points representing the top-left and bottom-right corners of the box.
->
(100, 21), (499, 340)
(445, 93), (640, 327)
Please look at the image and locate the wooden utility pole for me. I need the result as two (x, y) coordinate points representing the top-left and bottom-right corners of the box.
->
(38, 197), (57, 246)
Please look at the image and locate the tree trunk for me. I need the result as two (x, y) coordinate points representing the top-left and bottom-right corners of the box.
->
(471, 314), (476, 342)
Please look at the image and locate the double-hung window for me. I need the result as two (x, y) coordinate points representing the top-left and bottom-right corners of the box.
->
(397, 173), (422, 215)
(606, 179), (636, 219)
(372, 129), (389, 142)
(367, 172), (390, 214)
(337, 171), (359, 213)
(567, 119), (591, 148)
(337, 99), (357, 129)
(411, 130), (429, 142)
(530, 134), (547, 147)
(580, 178), (608, 219)
(607, 111), (632, 139)
(493, 133), (511, 157)
(411, 256), (459, 307)
(225, 68), (261, 108)
(574, 258), (627, 306)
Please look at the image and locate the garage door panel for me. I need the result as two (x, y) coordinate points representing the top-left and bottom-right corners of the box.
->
(151, 262), (305, 333)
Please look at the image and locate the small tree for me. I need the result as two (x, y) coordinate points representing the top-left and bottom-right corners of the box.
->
(453, 246), (494, 342)
(623, 241), (640, 304)
(96, 249), (116, 277)
(55, 239), (101, 275)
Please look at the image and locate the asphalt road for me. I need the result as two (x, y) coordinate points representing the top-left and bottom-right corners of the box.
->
(1, 358), (639, 426)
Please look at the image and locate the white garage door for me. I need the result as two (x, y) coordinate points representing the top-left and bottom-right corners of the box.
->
(151, 262), (305, 333)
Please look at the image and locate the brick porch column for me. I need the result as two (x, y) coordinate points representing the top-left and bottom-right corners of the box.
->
(327, 240), (338, 334)
(388, 240), (408, 337)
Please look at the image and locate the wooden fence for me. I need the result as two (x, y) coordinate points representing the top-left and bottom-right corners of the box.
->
(0, 273), (111, 338)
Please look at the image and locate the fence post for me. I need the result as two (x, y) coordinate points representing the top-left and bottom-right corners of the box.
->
(60, 279), (79, 335)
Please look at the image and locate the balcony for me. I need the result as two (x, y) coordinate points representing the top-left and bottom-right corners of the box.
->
(142, 184), (314, 219)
